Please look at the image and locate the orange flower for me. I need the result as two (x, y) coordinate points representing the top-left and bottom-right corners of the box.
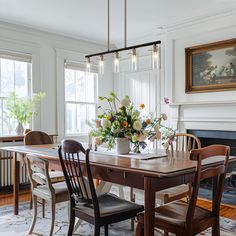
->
(146, 118), (151, 124)
(122, 121), (128, 127)
(140, 103), (145, 109)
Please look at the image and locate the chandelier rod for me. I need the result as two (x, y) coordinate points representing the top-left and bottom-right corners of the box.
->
(124, 0), (127, 48)
(108, 0), (110, 51)
(85, 40), (161, 58)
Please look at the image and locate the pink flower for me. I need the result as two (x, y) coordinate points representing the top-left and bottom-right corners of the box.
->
(164, 97), (170, 104)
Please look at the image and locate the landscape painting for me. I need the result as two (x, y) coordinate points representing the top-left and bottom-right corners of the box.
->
(185, 39), (236, 93)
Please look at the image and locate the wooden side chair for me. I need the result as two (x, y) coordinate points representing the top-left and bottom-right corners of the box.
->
(136, 144), (230, 236)
(156, 133), (201, 204)
(58, 139), (144, 236)
(24, 130), (65, 215)
(26, 154), (69, 236)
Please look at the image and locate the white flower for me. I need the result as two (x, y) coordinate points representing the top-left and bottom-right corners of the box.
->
(101, 118), (111, 128)
(161, 113), (167, 121)
(132, 110), (140, 119)
(132, 134), (139, 142)
(133, 120), (142, 131)
(121, 96), (130, 107)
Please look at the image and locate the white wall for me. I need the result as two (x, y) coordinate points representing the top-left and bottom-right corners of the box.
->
(0, 21), (113, 138)
(164, 11), (236, 132)
(112, 11), (236, 133)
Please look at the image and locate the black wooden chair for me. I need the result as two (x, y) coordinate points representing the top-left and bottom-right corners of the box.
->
(58, 139), (144, 236)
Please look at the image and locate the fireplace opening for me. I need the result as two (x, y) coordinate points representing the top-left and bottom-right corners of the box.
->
(187, 129), (236, 205)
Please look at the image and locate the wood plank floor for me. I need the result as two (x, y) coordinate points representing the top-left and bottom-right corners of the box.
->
(1, 189), (236, 221)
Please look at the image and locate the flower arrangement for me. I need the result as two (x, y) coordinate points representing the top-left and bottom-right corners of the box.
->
(6, 91), (46, 125)
(89, 92), (175, 152)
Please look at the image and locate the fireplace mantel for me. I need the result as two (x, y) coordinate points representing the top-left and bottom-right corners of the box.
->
(168, 101), (236, 132)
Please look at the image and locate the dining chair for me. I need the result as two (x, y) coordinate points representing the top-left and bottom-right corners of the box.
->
(24, 130), (65, 216)
(156, 133), (201, 204)
(26, 154), (69, 236)
(58, 139), (144, 236)
(136, 144), (230, 236)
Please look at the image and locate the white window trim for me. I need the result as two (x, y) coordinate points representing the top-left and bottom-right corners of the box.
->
(56, 49), (98, 140)
(0, 38), (41, 131)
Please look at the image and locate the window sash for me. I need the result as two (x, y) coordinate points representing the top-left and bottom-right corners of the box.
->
(0, 54), (32, 135)
(64, 62), (98, 136)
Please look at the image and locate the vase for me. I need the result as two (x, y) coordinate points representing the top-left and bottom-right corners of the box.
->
(15, 122), (24, 135)
(116, 138), (130, 154)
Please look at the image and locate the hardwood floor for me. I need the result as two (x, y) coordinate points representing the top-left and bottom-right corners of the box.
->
(0, 188), (236, 221)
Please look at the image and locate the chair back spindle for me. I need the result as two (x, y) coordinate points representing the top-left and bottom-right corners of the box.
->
(171, 133), (201, 154)
(59, 139), (100, 217)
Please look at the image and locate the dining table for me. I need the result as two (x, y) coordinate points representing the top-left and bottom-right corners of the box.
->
(1, 143), (235, 236)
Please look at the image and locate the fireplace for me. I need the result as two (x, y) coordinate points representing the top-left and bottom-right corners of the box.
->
(187, 129), (236, 205)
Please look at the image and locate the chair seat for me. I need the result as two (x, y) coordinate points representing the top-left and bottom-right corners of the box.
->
(156, 184), (189, 203)
(75, 193), (144, 217)
(49, 171), (65, 183)
(138, 200), (213, 228)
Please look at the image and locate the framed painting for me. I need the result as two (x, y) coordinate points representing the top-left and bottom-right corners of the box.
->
(185, 38), (236, 93)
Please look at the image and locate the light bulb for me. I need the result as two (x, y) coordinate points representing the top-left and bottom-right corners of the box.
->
(99, 55), (104, 75)
(86, 57), (91, 73)
(114, 52), (120, 73)
(131, 48), (137, 72)
(152, 44), (158, 69)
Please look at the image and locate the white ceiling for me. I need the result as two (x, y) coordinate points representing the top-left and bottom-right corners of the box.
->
(0, 0), (236, 45)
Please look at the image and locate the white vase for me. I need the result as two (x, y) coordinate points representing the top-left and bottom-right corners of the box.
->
(116, 138), (130, 154)
(15, 122), (24, 135)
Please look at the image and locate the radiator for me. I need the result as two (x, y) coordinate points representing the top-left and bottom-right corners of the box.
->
(0, 144), (28, 188)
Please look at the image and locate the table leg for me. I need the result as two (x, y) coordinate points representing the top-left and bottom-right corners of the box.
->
(144, 177), (155, 236)
(12, 152), (20, 215)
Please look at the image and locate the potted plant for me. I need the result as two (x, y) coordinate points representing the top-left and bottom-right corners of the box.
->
(89, 92), (175, 154)
(5, 92), (46, 135)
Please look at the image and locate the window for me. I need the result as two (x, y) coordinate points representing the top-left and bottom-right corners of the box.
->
(64, 61), (98, 135)
(0, 52), (32, 135)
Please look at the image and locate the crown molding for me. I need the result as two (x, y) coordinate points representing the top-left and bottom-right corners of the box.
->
(158, 8), (236, 33)
(0, 20), (107, 50)
(113, 8), (236, 46)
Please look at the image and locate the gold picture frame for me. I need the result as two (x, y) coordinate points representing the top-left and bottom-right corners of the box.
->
(185, 38), (236, 93)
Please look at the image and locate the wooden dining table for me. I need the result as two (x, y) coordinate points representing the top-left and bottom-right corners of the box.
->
(1, 144), (235, 236)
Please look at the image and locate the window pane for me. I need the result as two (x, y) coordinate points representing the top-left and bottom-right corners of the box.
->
(66, 103), (77, 134)
(65, 69), (76, 101)
(77, 103), (86, 133)
(1, 58), (14, 97)
(76, 71), (86, 102)
(15, 61), (28, 97)
(86, 104), (96, 132)
(86, 73), (95, 102)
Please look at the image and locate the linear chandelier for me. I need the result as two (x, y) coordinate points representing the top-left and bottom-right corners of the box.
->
(85, 0), (161, 74)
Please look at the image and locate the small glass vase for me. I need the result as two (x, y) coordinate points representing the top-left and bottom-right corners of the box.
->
(15, 122), (24, 135)
(116, 137), (130, 154)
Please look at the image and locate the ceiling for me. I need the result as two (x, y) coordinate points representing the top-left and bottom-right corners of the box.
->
(0, 0), (236, 45)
